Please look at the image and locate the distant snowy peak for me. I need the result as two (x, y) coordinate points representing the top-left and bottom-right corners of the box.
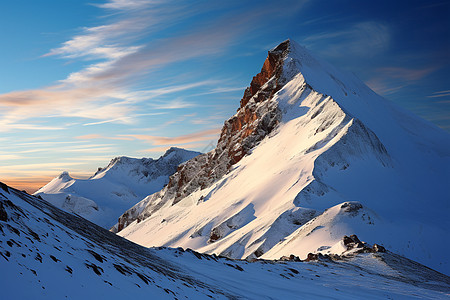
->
(91, 147), (201, 182)
(57, 171), (73, 181)
(35, 147), (201, 229)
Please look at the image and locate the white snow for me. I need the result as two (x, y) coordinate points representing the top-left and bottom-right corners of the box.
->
(0, 185), (448, 299)
(118, 40), (450, 275)
(34, 147), (200, 229)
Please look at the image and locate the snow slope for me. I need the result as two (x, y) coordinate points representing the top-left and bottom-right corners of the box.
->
(117, 40), (450, 275)
(0, 182), (449, 299)
(35, 147), (200, 229)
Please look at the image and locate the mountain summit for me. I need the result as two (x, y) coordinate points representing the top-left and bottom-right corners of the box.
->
(116, 39), (450, 274)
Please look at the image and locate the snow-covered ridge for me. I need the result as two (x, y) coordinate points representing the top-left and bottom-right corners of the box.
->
(1, 183), (449, 299)
(35, 147), (200, 229)
(116, 39), (450, 275)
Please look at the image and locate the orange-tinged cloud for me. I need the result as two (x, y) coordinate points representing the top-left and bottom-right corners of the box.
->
(1, 177), (54, 194)
(124, 128), (221, 146)
(143, 142), (208, 153)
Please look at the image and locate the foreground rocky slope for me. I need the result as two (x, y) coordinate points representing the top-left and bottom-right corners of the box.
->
(1, 183), (449, 299)
(116, 39), (450, 275)
(35, 147), (200, 229)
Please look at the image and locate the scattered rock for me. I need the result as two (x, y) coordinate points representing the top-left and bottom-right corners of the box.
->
(103, 280), (112, 286)
(84, 263), (103, 276)
(87, 250), (104, 263)
(225, 263), (244, 272)
(27, 228), (40, 241)
(280, 254), (301, 262)
(341, 202), (363, 216)
(136, 272), (150, 285)
(49, 255), (60, 263)
(372, 244), (386, 253)
(113, 264), (132, 276)
(0, 202), (7, 222)
(341, 235), (387, 255)
(342, 234), (364, 250)
(35, 253), (43, 263)
(7, 225), (20, 236)
(0, 182), (9, 194)
(306, 253), (318, 261)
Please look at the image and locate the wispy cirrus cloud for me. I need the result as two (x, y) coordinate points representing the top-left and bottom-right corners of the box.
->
(377, 66), (439, 82)
(302, 21), (390, 58)
(95, 0), (154, 10)
(0, 0), (301, 132)
(366, 65), (439, 96)
(75, 133), (134, 140)
(427, 90), (450, 98)
(123, 128), (221, 146)
(365, 79), (406, 96)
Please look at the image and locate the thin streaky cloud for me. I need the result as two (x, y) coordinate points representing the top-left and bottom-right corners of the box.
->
(96, 0), (154, 10)
(83, 117), (131, 126)
(427, 91), (450, 98)
(121, 80), (222, 103)
(75, 134), (103, 140)
(65, 147), (115, 153)
(0, 123), (65, 131)
(142, 142), (207, 153)
(190, 86), (247, 97)
(365, 78), (407, 96)
(433, 90), (450, 94)
(377, 66), (439, 82)
(13, 141), (84, 147)
(75, 134), (134, 141)
(0, 0), (308, 132)
(0, 162), (83, 171)
(302, 21), (390, 58)
(123, 128), (221, 146)
(0, 154), (23, 160)
(150, 98), (197, 110)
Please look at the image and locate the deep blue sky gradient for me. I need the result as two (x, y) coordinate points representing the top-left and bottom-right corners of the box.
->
(0, 0), (448, 191)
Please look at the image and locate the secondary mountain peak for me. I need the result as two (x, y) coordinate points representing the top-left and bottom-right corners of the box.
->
(35, 148), (201, 229)
(57, 171), (72, 181)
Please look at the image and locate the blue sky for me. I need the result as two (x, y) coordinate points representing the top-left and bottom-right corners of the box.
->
(1, 0), (449, 192)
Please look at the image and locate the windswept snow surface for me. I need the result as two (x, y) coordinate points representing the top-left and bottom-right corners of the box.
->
(35, 147), (200, 229)
(118, 40), (450, 275)
(0, 183), (449, 299)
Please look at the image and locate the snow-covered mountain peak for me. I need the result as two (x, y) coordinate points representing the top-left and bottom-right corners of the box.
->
(279, 39), (366, 97)
(91, 148), (200, 181)
(116, 39), (449, 274)
(35, 148), (201, 229)
(57, 171), (72, 181)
